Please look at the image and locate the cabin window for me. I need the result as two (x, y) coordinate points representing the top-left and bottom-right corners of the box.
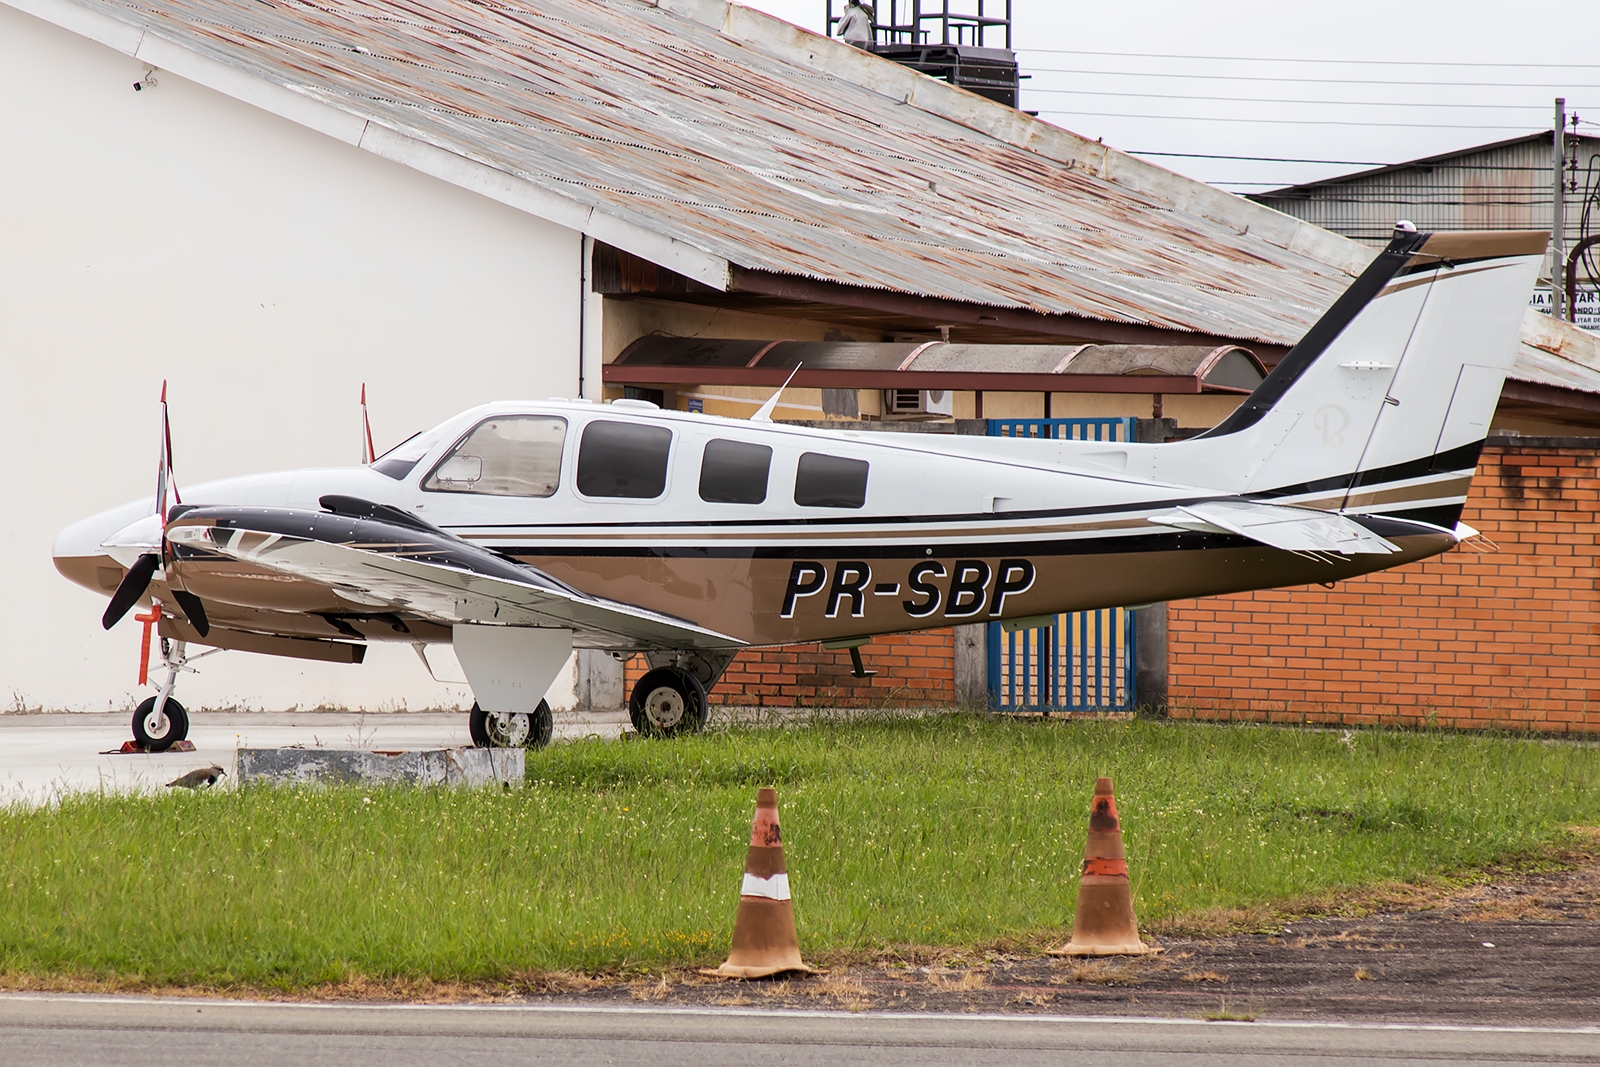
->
(794, 452), (869, 509)
(577, 420), (673, 499)
(699, 439), (772, 504)
(423, 416), (567, 497)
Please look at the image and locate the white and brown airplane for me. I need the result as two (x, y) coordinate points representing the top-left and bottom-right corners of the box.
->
(55, 227), (1546, 750)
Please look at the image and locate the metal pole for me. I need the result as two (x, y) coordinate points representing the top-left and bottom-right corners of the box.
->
(1553, 97), (1567, 321)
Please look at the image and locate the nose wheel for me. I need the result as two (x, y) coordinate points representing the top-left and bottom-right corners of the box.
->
(629, 667), (708, 738)
(132, 695), (189, 751)
(130, 633), (203, 752)
(469, 700), (554, 749)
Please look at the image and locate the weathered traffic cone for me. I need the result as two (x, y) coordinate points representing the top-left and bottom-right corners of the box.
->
(705, 787), (814, 978)
(1051, 777), (1156, 957)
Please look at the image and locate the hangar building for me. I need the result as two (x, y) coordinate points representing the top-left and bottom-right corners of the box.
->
(5, 0), (1597, 721)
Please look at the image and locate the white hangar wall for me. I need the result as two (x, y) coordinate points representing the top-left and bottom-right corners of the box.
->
(0, 4), (587, 712)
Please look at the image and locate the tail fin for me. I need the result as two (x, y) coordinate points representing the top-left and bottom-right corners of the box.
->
(1185, 227), (1546, 526)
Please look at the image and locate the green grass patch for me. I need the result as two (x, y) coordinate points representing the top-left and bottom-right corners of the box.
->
(2, 716), (1597, 989)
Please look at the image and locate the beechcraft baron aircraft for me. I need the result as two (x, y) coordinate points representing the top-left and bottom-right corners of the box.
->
(55, 227), (1546, 750)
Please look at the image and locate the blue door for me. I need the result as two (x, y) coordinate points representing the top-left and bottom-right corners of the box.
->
(985, 418), (1138, 713)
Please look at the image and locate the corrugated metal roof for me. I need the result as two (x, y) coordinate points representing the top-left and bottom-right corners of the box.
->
(1252, 133), (1600, 249)
(13, 0), (1599, 394)
(1514, 308), (1600, 393)
(17, 0), (1363, 346)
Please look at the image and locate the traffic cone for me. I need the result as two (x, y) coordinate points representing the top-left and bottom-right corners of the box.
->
(1051, 777), (1156, 957)
(705, 787), (814, 978)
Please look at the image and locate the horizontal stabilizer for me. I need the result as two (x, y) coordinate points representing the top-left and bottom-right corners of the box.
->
(1148, 501), (1401, 555)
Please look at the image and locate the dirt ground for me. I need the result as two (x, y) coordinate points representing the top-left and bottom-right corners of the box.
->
(7, 847), (1598, 1026)
(575, 858), (1600, 1025)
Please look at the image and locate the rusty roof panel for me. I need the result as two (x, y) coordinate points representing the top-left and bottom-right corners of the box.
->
(41, 0), (1360, 346)
(30, 0), (1600, 394)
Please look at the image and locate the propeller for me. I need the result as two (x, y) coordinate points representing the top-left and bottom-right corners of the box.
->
(171, 589), (210, 638)
(102, 383), (211, 639)
(102, 553), (158, 630)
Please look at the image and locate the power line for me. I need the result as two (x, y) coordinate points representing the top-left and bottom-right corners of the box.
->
(1032, 109), (1544, 130)
(1128, 151), (1587, 172)
(1016, 48), (1600, 70)
(1128, 150), (1389, 164)
(1026, 87), (1559, 110)
(1024, 66), (1600, 90)
(1249, 196), (1570, 205)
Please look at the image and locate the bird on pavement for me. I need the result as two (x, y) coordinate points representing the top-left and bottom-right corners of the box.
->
(167, 766), (227, 789)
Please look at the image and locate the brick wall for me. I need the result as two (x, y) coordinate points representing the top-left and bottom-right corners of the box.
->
(626, 629), (957, 707)
(1168, 440), (1600, 733)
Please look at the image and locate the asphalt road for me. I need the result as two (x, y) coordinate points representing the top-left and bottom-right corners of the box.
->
(3, 996), (1596, 1067)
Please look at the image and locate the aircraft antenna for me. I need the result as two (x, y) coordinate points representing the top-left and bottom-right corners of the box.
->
(156, 380), (179, 521)
(360, 383), (376, 464)
(751, 363), (803, 423)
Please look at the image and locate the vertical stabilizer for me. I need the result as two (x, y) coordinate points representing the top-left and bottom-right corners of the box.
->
(1169, 229), (1546, 526)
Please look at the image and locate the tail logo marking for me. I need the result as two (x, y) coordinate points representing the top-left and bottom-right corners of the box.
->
(1313, 404), (1349, 448)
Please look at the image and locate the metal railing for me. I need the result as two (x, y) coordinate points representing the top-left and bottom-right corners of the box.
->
(825, 1), (1013, 50)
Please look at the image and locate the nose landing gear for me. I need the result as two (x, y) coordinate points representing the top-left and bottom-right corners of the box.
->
(131, 634), (211, 752)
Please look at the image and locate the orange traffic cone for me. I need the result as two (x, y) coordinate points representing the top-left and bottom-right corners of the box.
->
(1051, 777), (1156, 957)
(705, 787), (814, 978)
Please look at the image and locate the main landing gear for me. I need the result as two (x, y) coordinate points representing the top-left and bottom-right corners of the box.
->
(469, 701), (554, 749)
(628, 650), (735, 738)
(630, 667), (707, 737)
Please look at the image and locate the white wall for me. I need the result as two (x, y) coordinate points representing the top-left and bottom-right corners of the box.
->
(0, 6), (586, 712)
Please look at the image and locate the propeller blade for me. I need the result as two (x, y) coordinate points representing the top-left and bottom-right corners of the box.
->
(102, 553), (159, 630)
(171, 589), (210, 638)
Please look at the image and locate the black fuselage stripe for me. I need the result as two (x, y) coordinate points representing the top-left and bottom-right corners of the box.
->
(494, 514), (1443, 561)
(439, 445), (1483, 535)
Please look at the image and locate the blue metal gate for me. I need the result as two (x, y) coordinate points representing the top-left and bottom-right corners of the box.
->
(985, 418), (1138, 713)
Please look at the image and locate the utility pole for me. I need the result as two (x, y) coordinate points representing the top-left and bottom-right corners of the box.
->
(1552, 97), (1567, 321)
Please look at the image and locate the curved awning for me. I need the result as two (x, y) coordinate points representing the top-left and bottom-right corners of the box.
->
(606, 339), (1266, 395)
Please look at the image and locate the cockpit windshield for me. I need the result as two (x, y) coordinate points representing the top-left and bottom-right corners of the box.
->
(371, 425), (453, 481)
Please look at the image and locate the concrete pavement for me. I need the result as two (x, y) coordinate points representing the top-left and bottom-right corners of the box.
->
(0, 710), (629, 803)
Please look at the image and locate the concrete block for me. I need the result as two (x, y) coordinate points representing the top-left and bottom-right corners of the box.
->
(237, 747), (523, 789)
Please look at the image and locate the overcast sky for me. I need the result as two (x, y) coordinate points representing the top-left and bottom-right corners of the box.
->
(738, 1), (1599, 194)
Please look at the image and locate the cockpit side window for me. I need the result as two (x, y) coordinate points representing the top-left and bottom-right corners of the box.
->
(794, 452), (869, 508)
(422, 416), (568, 497)
(576, 420), (673, 499)
(699, 439), (772, 504)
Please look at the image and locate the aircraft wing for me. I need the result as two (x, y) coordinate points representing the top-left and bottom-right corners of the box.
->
(1147, 500), (1401, 555)
(164, 504), (743, 651)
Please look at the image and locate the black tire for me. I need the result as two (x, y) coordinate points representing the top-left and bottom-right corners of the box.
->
(629, 667), (708, 738)
(468, 700), (553, 750)
(132, 696), (189, 752)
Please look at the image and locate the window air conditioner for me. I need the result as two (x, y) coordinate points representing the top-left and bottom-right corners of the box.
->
(883, 389), (953, 416)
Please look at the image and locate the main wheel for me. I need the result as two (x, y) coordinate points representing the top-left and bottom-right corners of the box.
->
(469, 700), (553, 750)
(629, 667), (708, 738)
(132, 696), (189, 752)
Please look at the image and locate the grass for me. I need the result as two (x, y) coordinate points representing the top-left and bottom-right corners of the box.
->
(1, 715), (1598, 992)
